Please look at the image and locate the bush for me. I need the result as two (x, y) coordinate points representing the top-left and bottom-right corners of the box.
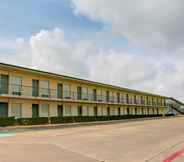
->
(51, 114), (163, 124)
(0, 114), (171, 126)
(16, 117), (49, 125)
(0, 117), (15, 126)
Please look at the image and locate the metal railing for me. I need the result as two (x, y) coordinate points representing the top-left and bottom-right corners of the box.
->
(0, 83), (166, 107)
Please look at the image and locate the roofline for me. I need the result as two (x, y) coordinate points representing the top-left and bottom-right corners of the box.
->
(0, 62), (167, 98)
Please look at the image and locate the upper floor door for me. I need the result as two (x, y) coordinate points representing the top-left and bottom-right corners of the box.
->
(57, 83), (63, 99)
(0, 74), (9, 94)
(93, 89), (97, 101)
(77, 86), (82, 100)
(106, 91), (110, 102)
(32, 79), (39, 97)
(117, 93), (120, 103)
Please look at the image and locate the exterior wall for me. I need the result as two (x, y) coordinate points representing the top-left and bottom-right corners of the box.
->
(0, 64), (167, 118)
(0, 98), (166, 118)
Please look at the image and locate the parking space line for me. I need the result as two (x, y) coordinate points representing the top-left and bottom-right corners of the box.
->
(163, 148), (184, 162)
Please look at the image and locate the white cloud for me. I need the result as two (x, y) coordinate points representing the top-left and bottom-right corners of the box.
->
(71, 0), (184, 51)
(0, 27), (184, 101)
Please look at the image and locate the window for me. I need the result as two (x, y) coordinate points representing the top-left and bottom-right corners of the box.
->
(63, 84), (71, 99)
(40, 80), (50, 98)
(82, 87), (88, 100)
(110, 92), (114, 103)
(12, 103), (22, 118)
(41, 104), (49, 117)
(97, 90), (103, 102)
(121, 94), (125, 103)
(10, 76), (22, 95)
(111, 108), (115, 115)
(64, 105), (72, 116)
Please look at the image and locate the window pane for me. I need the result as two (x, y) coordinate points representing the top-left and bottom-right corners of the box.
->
(40, 80), (50, 97)
(10, 76), (22, 95)
(82, 87), (88, 100)
(63, 84), (71, 98)
(64, 105), (71, 116)
(41, 104), (49, 117)
(12, 103), (21, 118)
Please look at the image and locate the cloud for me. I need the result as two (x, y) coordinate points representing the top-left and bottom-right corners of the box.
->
(71, 0), (184, 51)
(0, 27), (183, 101)
(0, 28), (161, 92)
(30, 28), (159, 89)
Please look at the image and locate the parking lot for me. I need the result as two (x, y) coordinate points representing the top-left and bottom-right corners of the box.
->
(0, 117), (184, 162)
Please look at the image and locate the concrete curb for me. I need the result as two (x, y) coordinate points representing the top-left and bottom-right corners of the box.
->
(1, 116), (180, 132)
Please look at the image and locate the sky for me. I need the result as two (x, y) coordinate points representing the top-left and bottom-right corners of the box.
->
(0, 0), (184, 101)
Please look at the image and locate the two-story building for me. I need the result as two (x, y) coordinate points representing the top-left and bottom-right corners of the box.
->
(0, 63), (167, 118)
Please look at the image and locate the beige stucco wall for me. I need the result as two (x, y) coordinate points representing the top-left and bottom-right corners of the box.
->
(0, 65), (167, 118)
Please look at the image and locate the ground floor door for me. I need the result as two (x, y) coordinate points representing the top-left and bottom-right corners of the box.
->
(57, 105), (63, 117)
(0, 102), (8, 117)
(32, 104), (39, 117)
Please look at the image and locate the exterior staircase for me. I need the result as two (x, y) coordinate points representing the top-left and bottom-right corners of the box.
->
(166, 98), (184, 115)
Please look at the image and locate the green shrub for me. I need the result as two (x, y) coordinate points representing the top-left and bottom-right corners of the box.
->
(16, 117), (49, 125)
(0, 114), (169, 126)
(50, 114), (163, 124)
(0, 117), (15, 126)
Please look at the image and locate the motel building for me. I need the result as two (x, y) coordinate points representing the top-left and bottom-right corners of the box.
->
(0, 63), (167, 119)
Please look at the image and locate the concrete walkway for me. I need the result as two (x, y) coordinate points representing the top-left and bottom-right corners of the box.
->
(0, 117), (184, 162)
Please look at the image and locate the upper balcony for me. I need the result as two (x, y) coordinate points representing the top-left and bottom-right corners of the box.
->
(0, 83), (166, 107)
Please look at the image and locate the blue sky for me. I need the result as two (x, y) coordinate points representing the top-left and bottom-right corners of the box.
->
(0, 0), (103, 38)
